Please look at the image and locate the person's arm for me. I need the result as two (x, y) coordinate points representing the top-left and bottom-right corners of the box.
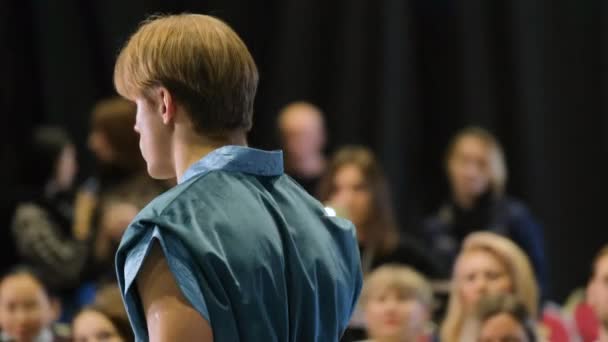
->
(137, 242), (213, 342)
(12, 204), (87, 285)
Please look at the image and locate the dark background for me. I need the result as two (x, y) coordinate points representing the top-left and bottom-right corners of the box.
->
(1, 0), (607, 302)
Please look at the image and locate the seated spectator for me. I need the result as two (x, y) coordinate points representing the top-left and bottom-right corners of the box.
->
(422, 126), (547, 295)
(475, 294), (537, 342)
(585, 245), (608, 341)
(440, 232), (569, 342)
(72, 285), (134, 342)
(0, 267), (70, 341)
(319, 146), (439, 278)
(11, 127), (87, 295)
(75, 97), (168, 285)
(277, 101), (327, 194)
(359, 264), (434, 342)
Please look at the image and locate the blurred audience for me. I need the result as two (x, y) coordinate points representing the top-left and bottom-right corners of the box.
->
(359, 264), (433, 342)
(475, 294), (537, 342)
(11, 127), (87, 297)
(584, 245), (608, 341)
(319, 146), (439, 278)
(74, 98), (167, 285)
(0, 267), (70, 341)
(440, 232), (570, 342)
(422, 127), (547, 294)
(277, 101), (327, 194)
(72, 285), (134, 342)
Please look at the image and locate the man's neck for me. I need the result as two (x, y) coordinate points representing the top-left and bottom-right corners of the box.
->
(174, 131), (247, 183)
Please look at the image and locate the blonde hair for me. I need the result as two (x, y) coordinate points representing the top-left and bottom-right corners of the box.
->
(440, 232), (539, 342)
(360, 264), (433, 308)
(114, 14), (258, 137)
(446, 126), (507, 196)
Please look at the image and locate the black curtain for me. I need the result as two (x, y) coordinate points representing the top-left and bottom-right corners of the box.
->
(2, 0), (607, 301)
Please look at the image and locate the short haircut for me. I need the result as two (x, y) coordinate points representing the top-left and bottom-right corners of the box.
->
(114, 14), (259, 138)
(360, 264), (433, 308)
(476, 294), (537, 342)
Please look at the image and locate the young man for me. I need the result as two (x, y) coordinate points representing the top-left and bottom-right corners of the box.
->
(113, 14), (362, 341)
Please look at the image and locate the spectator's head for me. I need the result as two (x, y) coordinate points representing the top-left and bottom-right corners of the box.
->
(445, 127), (507, 206)
(277, 102), (326, 172)
(587, 245), (608, 331)
(318, 146), (399, 254)
(360, 265), (433, 341)
(72, 285), (134, 342)
(114, 14), (258, 180)
(0, 267), (59, 342)
(88, 97), (144, 174)
(441, 232), (538, 342)
(22, 126), (77, 194)
(476, 295), (537, 342)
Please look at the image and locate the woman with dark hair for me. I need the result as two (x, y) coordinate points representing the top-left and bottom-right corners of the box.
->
(74, 97), (168, 285)
(476, 294), (537, 342)
(0, 266), (71, 342)
(319, 146), (439, 342)
(318, 145), (439, 277)
(11, 126), (87, 293)
(72, 285), (134, 342)
(422, 127), (547, 293)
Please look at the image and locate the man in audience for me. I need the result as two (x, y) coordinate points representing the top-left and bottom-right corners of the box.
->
(277, 101), (327, 194)
(587, 245), (608, 341)
(113, 14), (362, 341)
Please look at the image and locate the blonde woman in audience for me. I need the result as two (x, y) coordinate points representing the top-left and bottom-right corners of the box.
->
(475, 294), (537, 342)
(440, 231), (539, 341)
(359, 264), (433, 342)
(442, 231), (576, 342)
(72, 285), (134, 342)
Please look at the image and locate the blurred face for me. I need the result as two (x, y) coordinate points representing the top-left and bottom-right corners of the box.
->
(364, 288), (428, 341)
(447, 136), (493, 201)
(133, 95), (174, 179)
(328, 164), (371, 231)
(280, 109), (325, 160)
(73, 310), (124, 342)
(0, 275), (53, 342)
(88, 130), (115, 163)
(457, 250), (513, 312)
(55, 144), (78, 191)
(589, 255), (608, 324)
(478, 313), (529, 342)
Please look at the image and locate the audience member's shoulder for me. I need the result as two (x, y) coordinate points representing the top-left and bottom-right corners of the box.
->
(500, 196), (534, 219)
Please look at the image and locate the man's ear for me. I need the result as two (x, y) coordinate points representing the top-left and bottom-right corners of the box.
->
(159, 87), (177, 125)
